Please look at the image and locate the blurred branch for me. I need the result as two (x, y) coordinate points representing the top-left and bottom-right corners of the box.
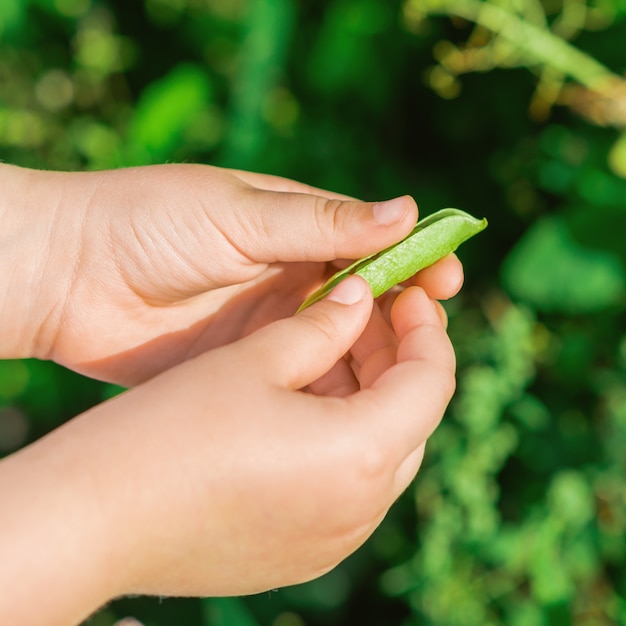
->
(405, 0), (626, 128)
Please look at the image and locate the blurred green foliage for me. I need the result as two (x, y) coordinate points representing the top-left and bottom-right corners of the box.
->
(1, 0), (626, 624)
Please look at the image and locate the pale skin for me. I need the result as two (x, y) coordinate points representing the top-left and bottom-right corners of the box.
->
(0, 163), (463, 625)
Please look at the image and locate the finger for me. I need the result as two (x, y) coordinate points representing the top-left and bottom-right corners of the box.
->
(307, 357), (359, 397)
(349, 304), (398, 390)
(236, 276), (373, 390)
(237, 189), (418, 264)
(377, 288), (448, 329)
(391, 288), (456, 379)
(402, 253), (464, 300)
(375, 286), (403, 324)
(350, 287), (456, 460)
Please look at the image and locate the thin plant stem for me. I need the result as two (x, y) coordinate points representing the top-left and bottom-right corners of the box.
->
(410, 0), (619, 92)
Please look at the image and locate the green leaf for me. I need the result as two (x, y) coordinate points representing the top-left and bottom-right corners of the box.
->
(126, 64), (212, 163)
(297, 208), (487, 311)
(609, 131), (626, 179)
(547, 470), (594, 527)
(501, 215), (625, 313)
(566, 204), (626, 267)
(0, 0), (26, 40)
(0, 361), (30, 400)
(202, 597), (260, 626)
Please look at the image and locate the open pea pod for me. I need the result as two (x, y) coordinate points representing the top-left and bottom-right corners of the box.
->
(297, 208), (488, 312)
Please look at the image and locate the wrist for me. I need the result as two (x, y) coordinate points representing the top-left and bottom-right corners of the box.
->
(0, 421), (125, 625)
(0, 164), (79, 359)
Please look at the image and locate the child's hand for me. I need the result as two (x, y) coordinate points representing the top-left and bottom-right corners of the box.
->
(0, 277), (455, 625)
(1, 163), (462, 385)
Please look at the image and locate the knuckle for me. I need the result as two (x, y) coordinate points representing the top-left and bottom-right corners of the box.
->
(333, 435), (394, 513)
(351, 438), (392, 484)
(301, 308), (340, 345)
(435, 351), (457, 403)
(313, 197), (350, 253)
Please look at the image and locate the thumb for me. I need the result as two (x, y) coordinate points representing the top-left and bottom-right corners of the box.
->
(241, 189), (418, 263)
(237, 276), (373, 390)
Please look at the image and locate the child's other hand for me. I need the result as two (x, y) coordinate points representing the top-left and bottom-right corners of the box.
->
(18, 277), (454, 611)
(5, 164), (462, 385)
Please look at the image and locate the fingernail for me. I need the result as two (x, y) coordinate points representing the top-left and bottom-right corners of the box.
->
(326, 276), (368, 305)
(373, 196), (409, 226)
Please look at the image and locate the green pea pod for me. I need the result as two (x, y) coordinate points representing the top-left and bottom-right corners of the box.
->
(297, 208), (488, 312)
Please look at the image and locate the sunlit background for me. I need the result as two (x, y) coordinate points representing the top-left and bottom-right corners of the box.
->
(1, 0), (626, 624)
